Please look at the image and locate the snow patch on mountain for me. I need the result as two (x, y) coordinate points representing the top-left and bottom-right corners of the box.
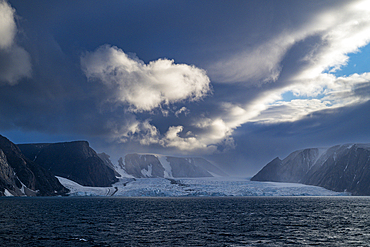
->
(157, 155), (172, 178)
(4, 189), (13, 197)
(141, 164), (153, 177)
(57, 176), (117, 196)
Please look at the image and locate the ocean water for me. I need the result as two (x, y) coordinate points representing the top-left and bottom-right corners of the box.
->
(0, 197), (370, 246)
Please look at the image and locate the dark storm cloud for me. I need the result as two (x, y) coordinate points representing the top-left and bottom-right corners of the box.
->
(1, 0), (370, 174)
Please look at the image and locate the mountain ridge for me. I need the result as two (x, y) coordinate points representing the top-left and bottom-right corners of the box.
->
(18, 141), (118, 187)
(251, 143), (370, 195)
(0, 135), (69, 196)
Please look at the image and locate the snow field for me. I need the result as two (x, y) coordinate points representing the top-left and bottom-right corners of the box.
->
(57, 176), (348, 197)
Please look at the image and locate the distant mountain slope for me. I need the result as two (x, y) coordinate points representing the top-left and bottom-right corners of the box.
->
(123, 154), (165, 178)
(251, 149), (321, 183)
(98, 152), (121, 177)
(18, 141), (118, 187)
(251, 144), (370, 195)
(302, 144), (370, 196)
(117, 153), (227, 178)
(0, 135), (68, 196)
(165, 156), (213, 178)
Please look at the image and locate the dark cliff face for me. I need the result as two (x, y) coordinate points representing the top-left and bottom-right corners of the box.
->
(0, 135), (68, 196)
(252, 144), (370, 196)
(0, 149), (25, 196)
(18, 141), (118, 187)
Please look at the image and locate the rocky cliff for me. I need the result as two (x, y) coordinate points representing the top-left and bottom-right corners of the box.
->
(0, 135), (68, 196)
(251, 144), (370, 195)
(18, 141), (118, 187)
(117, 154), (226, 178)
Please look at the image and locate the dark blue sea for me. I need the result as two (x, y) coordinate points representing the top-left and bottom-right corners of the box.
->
(1, 197), (370, 246)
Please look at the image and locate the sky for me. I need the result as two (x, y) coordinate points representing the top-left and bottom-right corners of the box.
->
(1, 0), (370, 175)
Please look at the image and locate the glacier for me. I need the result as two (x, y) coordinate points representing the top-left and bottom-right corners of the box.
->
(57, 176), (349, 197)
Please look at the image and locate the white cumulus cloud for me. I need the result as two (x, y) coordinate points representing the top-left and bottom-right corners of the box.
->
(81, 45), (211, 112)
(0, 0), (31, 85)
(0, 0), (15, 49)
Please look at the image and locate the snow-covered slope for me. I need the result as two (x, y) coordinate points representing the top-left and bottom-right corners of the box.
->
(57, 177), (118, 196)
(57, 176), (348, 197)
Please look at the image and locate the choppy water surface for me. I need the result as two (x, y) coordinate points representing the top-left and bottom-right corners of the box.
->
(1, 197), (370, 246)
